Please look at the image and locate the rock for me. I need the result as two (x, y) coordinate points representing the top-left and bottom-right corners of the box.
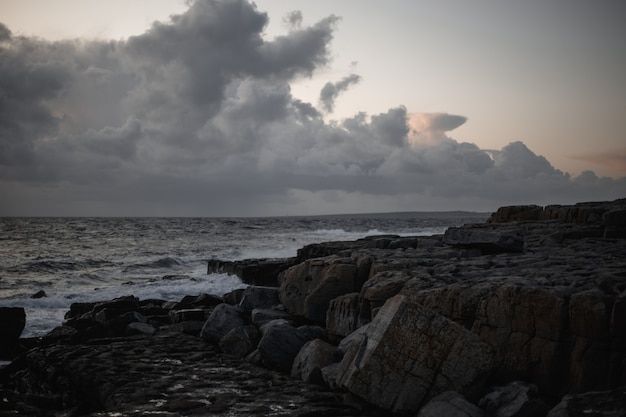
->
(30, 290), (47, 299)
(279, 256), (360, 322)
(250, 308), (294, 326)
(479, 381), (550, 417)
(257, 323), (326, 373)
(207, 257), (296, 286)
(168, 308), (207, 323)
(200, 303), (246, 343)
(291, 339), (339, 384)
(443, 227), (525, 253)
(219, 325), (261, 358)
(337, 323), (370, 356)
(239, 286), (280, 312)
(418, 391), (486, 417)
(547, 387), (626, 417)
(321, 362), (341, 390)
(178, 293), (223, 308)
(489, 205), (544, 223)
(326, 292), (360, 338)
(337, 295), (494, 415)
(223, 288), (245, 305)
(126, 322), (157, 336)
(0, 307), (26, 359)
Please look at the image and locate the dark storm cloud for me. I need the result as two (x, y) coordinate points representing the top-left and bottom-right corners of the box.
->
(0, 0), (624, 216)
(319, 73), (361, 112)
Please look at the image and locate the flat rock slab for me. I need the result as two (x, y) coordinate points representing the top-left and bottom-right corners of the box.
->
(4, 332), (390, 416)
(337, 295), (494, 415)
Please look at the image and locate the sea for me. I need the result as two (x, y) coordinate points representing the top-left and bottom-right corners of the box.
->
(0, 212), (489, 338)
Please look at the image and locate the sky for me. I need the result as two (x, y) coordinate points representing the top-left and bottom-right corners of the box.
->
(0, 0), (624, 217)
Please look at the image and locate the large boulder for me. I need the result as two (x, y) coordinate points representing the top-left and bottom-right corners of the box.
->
(291, 339), (339, 384)
(0, 307), (26, 359)
(326, 292), (360, 338)
(337, 295), (494, 415)
(219, 325), (261, 358)
(278, 256), (360, 323)
(257, 323), (326, 373)
(417, 391), (486, 417)
(200, 303), (246, 343)
(238, 286), (280, 312)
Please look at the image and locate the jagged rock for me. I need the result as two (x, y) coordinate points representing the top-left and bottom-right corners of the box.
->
(337, 323), (370, 356)
(200, 303), (246, 343)
(257, 323), (326, 373)
(223, 288), (245, 305)
(337, 295), (494, 415)
(168, 308), (207, 323)
(321, 362), (341, 389)
(443, 227), (525, 253)
(178, 293), (223, 308)
(239, 286), (280, 312)
(418, 391), (486, 417)
(326, 292), (360, 338)
(250, 308), (294, 326)
(279, 256), (360, 322)
(479, 381), (550, 417)
(207, 257), (295, 286)
(291, 339), (339, 384)
(547, 387), (626, 417)
(126, 322), (157, 336)
(93, 296), (139, 314)
(359, 270), (411, 323)
(219, 325), (261, 358)
(0, 307), (25, 358)
(489, 205), (544, 223)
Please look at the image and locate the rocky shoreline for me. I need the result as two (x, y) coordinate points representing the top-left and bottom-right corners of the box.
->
(1, 199), (626, 416)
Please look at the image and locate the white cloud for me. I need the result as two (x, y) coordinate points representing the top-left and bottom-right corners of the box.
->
(0, 0), (623, 216)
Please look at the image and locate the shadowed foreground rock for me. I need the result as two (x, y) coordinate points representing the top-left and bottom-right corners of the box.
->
(1, 331), (386, 416)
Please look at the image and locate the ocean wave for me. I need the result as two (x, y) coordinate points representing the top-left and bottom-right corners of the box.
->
(122, 256), (187, 271)
(16, 258), (114, 274)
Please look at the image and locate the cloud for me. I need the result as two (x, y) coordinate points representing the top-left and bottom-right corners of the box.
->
(0, 0), (624, 216)
(319, 73), (361, 113)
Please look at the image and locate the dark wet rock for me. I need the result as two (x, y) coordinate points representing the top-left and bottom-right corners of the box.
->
(223, 288), (246, 305)
(239, 285), (280, 312)
(250, 308), (294, 326)
(200, 303), (246, 343)
(418, 391), (486, 417)
(279, 256), (361, 323)
(480, 381), (551, 417)
(219, 325), (261, 358)
(547, 386), (626, 417)
(207, 257), (297, 286)
(0, 307), (25, 359)
(257, 323), (326, 374)
(291, 338), (339, 385)
(326, 292), (360, 339)
(30, 290), (47, 299)
(178, 292), (223, 308)
(168, 308), (207, 323)
(1, 332), (389, 416)
(443, 227), (525, 253)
